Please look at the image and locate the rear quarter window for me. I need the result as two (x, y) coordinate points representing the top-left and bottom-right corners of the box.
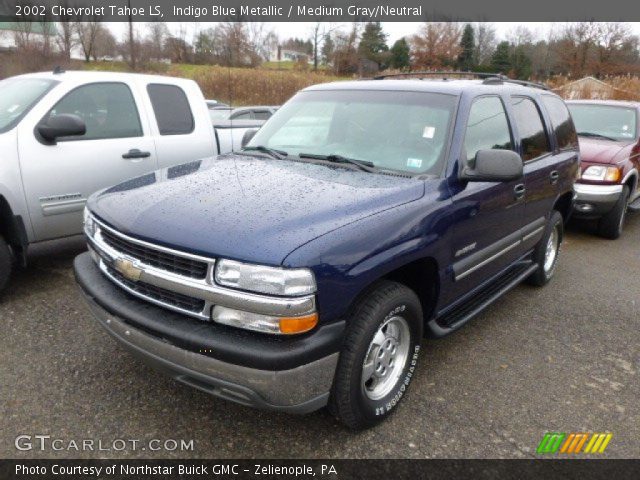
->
(541, 96), (578, 151)
(147, 84), (194, 135)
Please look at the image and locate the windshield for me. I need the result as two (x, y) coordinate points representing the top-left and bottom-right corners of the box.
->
(0, 77), (58, 133)
(209, 109), (232, 122)
(248, 89), (457, 175)
(568, 104), (638, 142)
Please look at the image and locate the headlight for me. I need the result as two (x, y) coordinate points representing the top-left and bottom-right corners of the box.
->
(582, 165), (621, 182)
(214, 259), (316, 296)
(83, 206), (96, 237)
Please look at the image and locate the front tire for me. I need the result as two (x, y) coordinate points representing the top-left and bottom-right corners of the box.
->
(0, 235), (12, 294)
(329, 281), (423, 430)
(527, 211), (563, 287)
(597, 185), (629, 240)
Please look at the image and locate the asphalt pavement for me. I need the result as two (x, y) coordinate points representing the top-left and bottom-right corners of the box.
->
(1, 214), (638, 459)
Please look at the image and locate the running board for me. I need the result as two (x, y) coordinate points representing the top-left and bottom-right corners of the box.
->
(427, 262), (538, 338)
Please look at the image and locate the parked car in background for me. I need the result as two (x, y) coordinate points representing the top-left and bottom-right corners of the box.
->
(208, 105), (278, 124)
(210, 106), (279, 153)
(0, 70), (217, 292)
(205, 99), (229, 108)
(567, 100), (640, 238)
(75, 75), (578, 429)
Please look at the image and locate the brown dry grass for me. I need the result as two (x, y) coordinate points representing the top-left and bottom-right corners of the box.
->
(166, 64), (348, 105)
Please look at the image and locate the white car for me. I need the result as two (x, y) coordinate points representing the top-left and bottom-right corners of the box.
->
(0, 70), (218, 291)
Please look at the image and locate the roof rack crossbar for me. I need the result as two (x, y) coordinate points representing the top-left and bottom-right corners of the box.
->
(373, 71), (503, 80)
(371, 71), (549, 90)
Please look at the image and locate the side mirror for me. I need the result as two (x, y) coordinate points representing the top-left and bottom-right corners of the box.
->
(241, 128), (258, 148)
(37, 114), (86, 144)
(459, 149), (523, 182)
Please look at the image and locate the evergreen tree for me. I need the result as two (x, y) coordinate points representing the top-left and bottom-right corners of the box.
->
(511, 45), (532, 79)
(457, 24), (476, 71)
(321, 33), (334, 65)
(389, 38), (410, 70)
(491, 41), (512, 73)
(358, 22), (389, 69)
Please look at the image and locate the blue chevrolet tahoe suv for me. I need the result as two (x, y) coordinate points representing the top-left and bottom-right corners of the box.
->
(74, 76), (579, 429)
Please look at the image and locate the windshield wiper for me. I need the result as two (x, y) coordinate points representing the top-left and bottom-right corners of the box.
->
(298, 153), (377, 173)
(577, 132), (618, 142)
(242, 145), (288, 159)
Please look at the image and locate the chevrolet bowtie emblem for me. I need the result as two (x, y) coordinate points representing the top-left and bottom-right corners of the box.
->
(114, 257), (143, 282)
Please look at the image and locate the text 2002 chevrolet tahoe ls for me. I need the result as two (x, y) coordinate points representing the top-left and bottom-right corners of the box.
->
(74, 77), (579, 429)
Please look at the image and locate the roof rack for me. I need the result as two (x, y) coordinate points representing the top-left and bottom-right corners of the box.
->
(371, 71), (549, 90)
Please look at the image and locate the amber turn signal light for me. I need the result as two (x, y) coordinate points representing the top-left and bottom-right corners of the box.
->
(604, 167), (621, 182)
(279, 313), (319, 334)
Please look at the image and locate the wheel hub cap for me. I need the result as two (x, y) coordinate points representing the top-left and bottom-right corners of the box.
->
(362, 316), (411, 400)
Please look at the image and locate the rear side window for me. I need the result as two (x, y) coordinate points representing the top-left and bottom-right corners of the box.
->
(511, 96), (551, 161)
(231, 110), (252, 120)
(46, 82), (142, 141)
(147, 84), (194, 135)
(541, 96), (578, 151)
(253, 110), (272, 120)
(464, 96), (513, 162)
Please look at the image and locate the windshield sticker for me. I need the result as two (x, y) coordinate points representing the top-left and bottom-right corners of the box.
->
(7, 105), (19, 113)
(407, 158), (423, 169)
(422, 126), (436, 139)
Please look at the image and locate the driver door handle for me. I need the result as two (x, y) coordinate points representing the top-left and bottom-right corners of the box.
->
(122, 149), (151, 160)
(550, 170), (560, 184)
(514, 183), (526, 200)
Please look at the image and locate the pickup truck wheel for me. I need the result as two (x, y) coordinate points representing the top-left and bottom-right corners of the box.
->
(0, 235), (12, 293)
(597, 185), (629, 240)
(527, 211), (563, 287)
(329, 281), (423, 429)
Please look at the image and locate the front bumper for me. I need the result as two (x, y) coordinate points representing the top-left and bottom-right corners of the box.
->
(572, 183), (623, 218)
(74, 253), (343, 413)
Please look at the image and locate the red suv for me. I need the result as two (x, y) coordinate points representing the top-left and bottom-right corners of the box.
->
(567, 100), (640, 238)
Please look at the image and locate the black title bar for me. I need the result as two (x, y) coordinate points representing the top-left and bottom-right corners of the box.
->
(0, 0), (638, 22)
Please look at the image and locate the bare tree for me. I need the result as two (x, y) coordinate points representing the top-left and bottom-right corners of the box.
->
(474, 23), (496, 66)
(410, 23), (462, 69)
(146, 23), (169, 61)
(74, 21), (102, 62)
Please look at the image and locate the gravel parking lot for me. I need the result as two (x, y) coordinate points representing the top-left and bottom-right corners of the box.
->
(1, 214), (638, 459)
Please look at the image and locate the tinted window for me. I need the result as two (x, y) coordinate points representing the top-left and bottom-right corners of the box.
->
(253, 110), (272, 120)
(46, 83), (142, 141)
(147, 84), (194, 135)
(511, 97), (551, 161)
(464, 96), (513, 162)
(567, 104), (638, 141)
(541, 96), (578, 150)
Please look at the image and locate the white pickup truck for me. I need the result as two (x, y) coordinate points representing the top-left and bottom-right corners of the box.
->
(0, 70), (218, 291)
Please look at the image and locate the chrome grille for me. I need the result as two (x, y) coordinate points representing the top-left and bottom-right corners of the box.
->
(101, 228), (208, 279)
(106, 266), (206, 313)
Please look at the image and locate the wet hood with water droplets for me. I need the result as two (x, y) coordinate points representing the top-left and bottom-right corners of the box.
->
(88, 155), (425, 265)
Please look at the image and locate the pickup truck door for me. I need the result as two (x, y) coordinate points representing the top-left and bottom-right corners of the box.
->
(443, 95), (527, 307)
(17, 81), (158, 242)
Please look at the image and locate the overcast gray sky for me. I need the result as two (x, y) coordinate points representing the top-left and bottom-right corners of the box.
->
(110, 22), (640, 44)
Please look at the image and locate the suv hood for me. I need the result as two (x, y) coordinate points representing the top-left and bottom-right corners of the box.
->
(88, 156), (425, 265)
(579, 137), (635, 165)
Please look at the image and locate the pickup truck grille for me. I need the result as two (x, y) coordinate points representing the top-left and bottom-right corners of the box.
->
(106, 265), (207, 313)
(101, 229), (208, 279)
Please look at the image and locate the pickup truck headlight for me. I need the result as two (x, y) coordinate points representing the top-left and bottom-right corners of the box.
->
(582, 165), (621, 182)
(83, 206), (96, 238)
(214, 259), (316, 296)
